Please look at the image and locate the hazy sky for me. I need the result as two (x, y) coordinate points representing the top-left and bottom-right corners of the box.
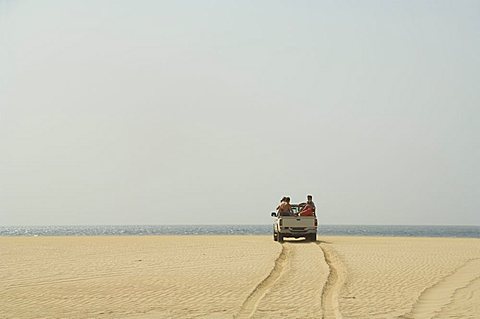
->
(1, 1), (479, 226)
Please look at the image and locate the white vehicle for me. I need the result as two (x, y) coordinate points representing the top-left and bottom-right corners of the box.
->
(271, 204), (317, 242)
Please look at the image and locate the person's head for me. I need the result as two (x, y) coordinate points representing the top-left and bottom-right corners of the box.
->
(281, 196), (286, 202)
(307, 195), (313, 201)
(286, 197), (291, 203)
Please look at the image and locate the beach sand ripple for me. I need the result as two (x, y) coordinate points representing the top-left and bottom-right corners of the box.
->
(1, 236), (479, 318)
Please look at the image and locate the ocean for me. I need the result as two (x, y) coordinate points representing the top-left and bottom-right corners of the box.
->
(0, 225), (479, 238)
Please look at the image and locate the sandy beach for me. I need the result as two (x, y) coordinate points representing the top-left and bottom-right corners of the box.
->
(1, 236), (479, 319)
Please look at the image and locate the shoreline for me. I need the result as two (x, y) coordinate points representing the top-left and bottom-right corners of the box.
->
(1, 234), (479, 239)
(1, 224), (479, 239)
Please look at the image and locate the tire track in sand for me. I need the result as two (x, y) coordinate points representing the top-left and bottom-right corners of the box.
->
(318, 243), (346, 319)
(399, 258), (480, 319)
(234, 244), (291, 319)
(236, 241), (345, 319)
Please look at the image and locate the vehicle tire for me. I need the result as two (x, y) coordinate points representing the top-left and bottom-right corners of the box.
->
(278, 234), (284, 242)
(310, 233), (317, 242)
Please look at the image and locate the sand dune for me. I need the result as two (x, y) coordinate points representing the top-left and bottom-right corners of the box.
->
(1, 236), (479, 318)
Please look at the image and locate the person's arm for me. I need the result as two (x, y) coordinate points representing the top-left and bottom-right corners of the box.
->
(298, 202), (306, 212)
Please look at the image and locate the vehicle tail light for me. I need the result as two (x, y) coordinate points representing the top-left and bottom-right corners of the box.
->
(279, 219), (283, 227)
(314, 219), (318, 227)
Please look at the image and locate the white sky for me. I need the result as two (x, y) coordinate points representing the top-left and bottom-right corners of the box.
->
(1, 0), (479, 225)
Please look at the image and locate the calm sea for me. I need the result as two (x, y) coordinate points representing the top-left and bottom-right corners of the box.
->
(0, 225), (479, 238)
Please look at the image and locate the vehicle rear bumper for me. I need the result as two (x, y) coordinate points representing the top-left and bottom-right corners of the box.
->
(278, 227), (317, 236)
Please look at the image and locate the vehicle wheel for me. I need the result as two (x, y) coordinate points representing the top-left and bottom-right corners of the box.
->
(310, 234), (317, 242)
(278, 234), (284, 242)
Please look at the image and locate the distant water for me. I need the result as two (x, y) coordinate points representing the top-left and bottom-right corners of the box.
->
(0, 225), (479, 238)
